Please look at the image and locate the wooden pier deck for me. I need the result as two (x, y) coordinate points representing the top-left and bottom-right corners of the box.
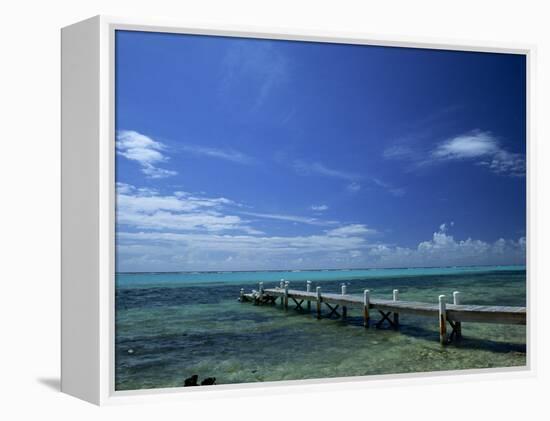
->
(239, 281), (526, 345)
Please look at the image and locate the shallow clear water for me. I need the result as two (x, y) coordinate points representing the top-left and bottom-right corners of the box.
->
(115, 266), (526, 391)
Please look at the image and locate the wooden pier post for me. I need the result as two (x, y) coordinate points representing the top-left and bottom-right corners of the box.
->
(341, 284), (348, 319)
(239, 286), (526, 343)
(284, 281), (289, 310)
(393, 289), (399, 329)
(306, 281), (312, 311)
(316, 286), (322, 319)
(453, 291), (462, 339)
(363, 289), (370, 328)
(439, 295), (447, 345)
(255, 282), (263, 305)
(280, 279), (285, 305)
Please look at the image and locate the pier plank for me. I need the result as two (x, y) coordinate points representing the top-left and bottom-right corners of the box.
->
(256, 287), (526, 326)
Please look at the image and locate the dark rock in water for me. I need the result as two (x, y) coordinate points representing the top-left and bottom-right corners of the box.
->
(184, 374), (199, 387)
(201, 377), (216, 386)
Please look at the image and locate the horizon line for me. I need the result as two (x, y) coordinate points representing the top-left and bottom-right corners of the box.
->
(115, 263), (526, 275)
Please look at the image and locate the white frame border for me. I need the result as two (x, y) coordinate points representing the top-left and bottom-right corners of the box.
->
(91, 15), (535, 405)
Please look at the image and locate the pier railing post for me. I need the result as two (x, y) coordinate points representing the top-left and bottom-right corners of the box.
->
(439, 295), (447, 345)
(363, 289), (370, 328)
(393, 289), (399, 329)
(240, 288), (244, 302)
(306, 281), (312, 311)
(341, 284), (348, 319)
(453, 291), (462, 339)
(316, 286), (322, 319)
(256, 282), (263, 305)
(284, 281), (289, 310)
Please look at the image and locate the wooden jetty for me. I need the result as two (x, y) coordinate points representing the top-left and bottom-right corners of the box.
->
(239, 281), (526, 345)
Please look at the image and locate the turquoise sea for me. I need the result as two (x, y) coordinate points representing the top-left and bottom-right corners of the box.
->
(115, 266), (527, 391)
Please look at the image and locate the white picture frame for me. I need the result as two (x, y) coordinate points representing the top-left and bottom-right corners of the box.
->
(61, 15), (535, 406)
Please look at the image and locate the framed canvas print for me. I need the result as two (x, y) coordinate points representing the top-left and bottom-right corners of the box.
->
(61, 16), (532, 405)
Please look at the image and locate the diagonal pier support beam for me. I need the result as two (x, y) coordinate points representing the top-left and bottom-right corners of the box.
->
(376, 310), (397, 329)
(291, 297), (304, 310)
(242, 287), (525, 345)
(324, 302), (340, 318)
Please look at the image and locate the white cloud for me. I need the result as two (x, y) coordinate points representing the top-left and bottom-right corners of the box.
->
(116, 221), (525, 272)
(327, 224), (375, 237)
(349, 250), (362, 258)
(384, 130), (525, 178)
(311, 204), (328, 212)
(241, 211), (338, 226)
(432, 130), (525, 177)
(115, 183), (524, 272)
(141, 165), (177, 179)
(433, 131), (499, 159)
(369, 224), (525, 268)
(346, 182), (361, 193)
(118, 230), (368, 255)
(116, 131), (177, 178)
(181, 144), (255, 165)
(116, 130), (165, 164)
(439, 221), (454, 233)
(116, 183), (260, 234)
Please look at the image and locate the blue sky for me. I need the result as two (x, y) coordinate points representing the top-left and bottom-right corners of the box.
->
(115, 30), (526, 272)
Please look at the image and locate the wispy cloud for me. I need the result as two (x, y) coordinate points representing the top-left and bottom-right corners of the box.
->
(116, 182), (261, 234)
(385, 129), (525, 177)
(346, 182), (361, 193)
(180, 144), (256, 165)
(116, 131), (177, 179)
(292, 159), (404, 197)
(221, 41), (288, 109)
(383, 145), (416, 160)
(372, 178), (405, 197)
(293, 160), (363, 194)
(116, 221), (525, 272)
(311, 204), (328, 212)
(326, 224), (375, 237)
(293, 160), (358, 181)
(431, 130), (525, 177)
(240, 211), (338, 226)
(116, 184), (384, 271)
